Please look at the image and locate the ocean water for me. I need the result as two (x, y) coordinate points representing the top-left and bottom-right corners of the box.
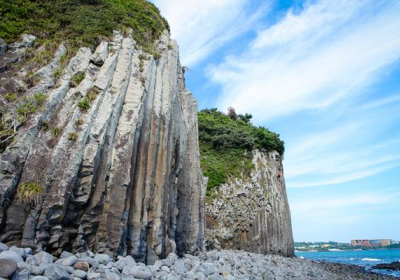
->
(296, 249), (400, 278)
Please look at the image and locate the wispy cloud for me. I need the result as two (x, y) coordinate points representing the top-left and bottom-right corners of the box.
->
(205, 0), (400, 187)
(151, 0), (268, 66)
(209, 0), (400, 120)
(291, 192), (395, 212)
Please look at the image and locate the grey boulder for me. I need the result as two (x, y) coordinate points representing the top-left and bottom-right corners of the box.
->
(44, 264), (73, 280)
(0, 251), (24, 263)
(11, 269), (30, 280)
(0, 259), (17, 278)
(94, 254), (110, 265)
(34, 251), (54, 265)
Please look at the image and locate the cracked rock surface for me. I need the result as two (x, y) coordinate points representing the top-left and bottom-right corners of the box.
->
(206, 151), (294, 257)
(0, 31), (206, 264)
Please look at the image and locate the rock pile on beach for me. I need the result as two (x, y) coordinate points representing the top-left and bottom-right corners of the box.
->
(0, 243), (396, 279)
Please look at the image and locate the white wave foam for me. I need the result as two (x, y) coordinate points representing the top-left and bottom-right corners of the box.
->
(362, 258), (382, 262)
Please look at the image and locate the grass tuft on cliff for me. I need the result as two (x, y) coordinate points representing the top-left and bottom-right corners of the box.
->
(0, 0), (169, 49)
(198, 108), (284, 194)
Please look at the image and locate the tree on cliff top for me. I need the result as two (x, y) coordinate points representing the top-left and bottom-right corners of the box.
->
(198, 108), (284, 193)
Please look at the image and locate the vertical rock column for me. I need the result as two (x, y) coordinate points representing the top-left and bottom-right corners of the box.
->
(206, 150), (294, 257)
(0, 32), (206, 263)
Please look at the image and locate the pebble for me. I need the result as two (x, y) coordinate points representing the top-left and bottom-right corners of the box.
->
(0, 245), (394, 280)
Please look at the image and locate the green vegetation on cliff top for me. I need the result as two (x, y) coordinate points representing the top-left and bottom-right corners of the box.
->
(0, 0), (169, 48)
(198, 108), (284, 194)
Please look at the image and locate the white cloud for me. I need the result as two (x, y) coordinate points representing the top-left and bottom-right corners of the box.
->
(209, 0), (400, 120)
(151, 0), (268, 66)
(205, 0), (400, 187)
(291, 193), (394, 213)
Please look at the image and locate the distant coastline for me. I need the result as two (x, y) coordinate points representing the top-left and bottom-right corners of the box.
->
(295, 240), (400, 252)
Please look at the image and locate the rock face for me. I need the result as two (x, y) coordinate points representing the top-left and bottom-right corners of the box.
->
(206, 150), (294, 257)
(0, 31), (206, 263)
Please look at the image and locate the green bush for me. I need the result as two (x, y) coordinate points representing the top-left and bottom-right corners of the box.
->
(71, 71), (85, 87)
(17, 92), (48, 122)
(0, 0), (170, 51)
(17, 182), (43, 204)
(78, 99), (91, 111)
(198, 109), (284, 193)
(51, 126), (62, 138)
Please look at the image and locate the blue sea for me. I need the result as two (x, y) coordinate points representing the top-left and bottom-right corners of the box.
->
(296, 249), (400, 278)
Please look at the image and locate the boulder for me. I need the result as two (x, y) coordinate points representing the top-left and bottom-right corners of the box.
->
(0, 259), (17, 278)
(74, 261), (90, 272)
(11, 269), (30, 280)
(94, 254), (110, 265)
(9, 34), (36, 49)
(0, 251), (24, 263)
(62, 256), (78, 267)
(372, 261), (400, 271)
(34, 251), (54, 265)
(0, 243), (8, 252)
(102, 272), (120, 280)
(90, 41), (109, 66)
(73, 270), (87, 279)
(10, 246), (27, 259)
(44, 264), (73, 280)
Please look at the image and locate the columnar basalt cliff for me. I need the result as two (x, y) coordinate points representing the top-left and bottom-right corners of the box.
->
(206, 150), (294, 257)
(0, 31), (206, 263)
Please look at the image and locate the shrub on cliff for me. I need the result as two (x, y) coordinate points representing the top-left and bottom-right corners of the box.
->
(0, 0), (169, 49)
(198, 108), (284, 193)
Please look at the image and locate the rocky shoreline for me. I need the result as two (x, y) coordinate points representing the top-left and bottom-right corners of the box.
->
(0, 243), (398, 279)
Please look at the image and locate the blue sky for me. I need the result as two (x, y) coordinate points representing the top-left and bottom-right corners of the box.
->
(151, 0), (400, 243)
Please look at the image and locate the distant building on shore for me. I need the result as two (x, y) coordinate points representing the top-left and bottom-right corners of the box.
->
(351, 239), (391, 247)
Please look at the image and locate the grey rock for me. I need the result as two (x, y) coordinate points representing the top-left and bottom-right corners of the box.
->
(0, 38), (7, 55)
(31, 277), (50, 280)
(34, 252), (54, 265)
(208, 275), (224, 280)
(10, 246), (27, 259)
(102, 272), (120, 280)
(65, 266), (75, 274)
(30, 265), (45, 275)
(173, 260), (186, 274)
(9, 34), (36, 49)
(0, 259), (17, 278)
(0, 251), (24, 263)
(24, 248), (33, 255)
(61, 252), (74, 259)
(90, 41), (109, 66)
(73, 270), (87, 279)
(44, 264), (72, 280)
(0, 243), (8, 252)
(25, 255), (38, 266)
(62, 256), (78, 267)
(195, 272), (206, 280)
(12, 269), (30, 280)
(201, 263), (218, 276)
(125, 256), (135, 267)
(160, 266), (170, 273)
(86, 272), (100, 280)
(94, 254), (110, 265)
(114, 259), (126, 271)
(122, 266), (152, 279)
